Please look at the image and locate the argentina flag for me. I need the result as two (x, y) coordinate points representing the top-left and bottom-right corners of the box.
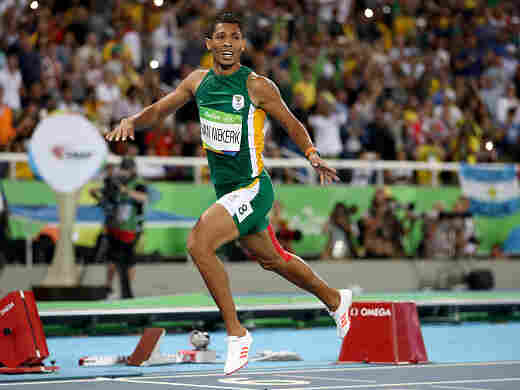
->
(459, 164), (520, 217)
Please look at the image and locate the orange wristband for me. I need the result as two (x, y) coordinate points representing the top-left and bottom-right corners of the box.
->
(305, 146), (318, 159)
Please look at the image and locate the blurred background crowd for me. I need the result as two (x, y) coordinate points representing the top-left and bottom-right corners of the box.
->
(0, 0), (517, 269)
(1, 0), (520, 185)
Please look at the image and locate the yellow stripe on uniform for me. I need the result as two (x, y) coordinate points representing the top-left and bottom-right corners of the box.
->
(243, 177), (260, 189)
(253, 108), (266, 175)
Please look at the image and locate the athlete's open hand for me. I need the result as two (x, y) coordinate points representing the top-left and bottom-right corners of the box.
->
(308, 152), (340, 185)
(105, 118), (135, 142)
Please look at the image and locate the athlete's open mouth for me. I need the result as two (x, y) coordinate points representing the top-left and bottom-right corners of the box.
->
(221, 50), (233, 59)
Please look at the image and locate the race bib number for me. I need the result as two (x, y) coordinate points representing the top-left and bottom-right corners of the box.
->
(236, 201), (253, 223)
(200, 107), (242, 153)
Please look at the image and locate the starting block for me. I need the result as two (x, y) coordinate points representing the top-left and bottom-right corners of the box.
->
(79, 328), (301, 367)
(79, 327), (217, 367)
(338, 302), (428, 364)
(0, 290), (59, 374)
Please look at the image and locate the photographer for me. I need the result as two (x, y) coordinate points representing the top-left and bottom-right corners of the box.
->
(418, 198), (477, 259)
(358, 188), (407, 258)
(321, 202), (359, 260)
(90, 157), (148, 299)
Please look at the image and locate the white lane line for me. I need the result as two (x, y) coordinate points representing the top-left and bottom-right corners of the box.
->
(115, 377), (256, 390)
(135, 361), (520, 379)
(262, 377), (520, 390)
(431, 385), (492, 390)
(273, 374), (377, 383)
(0, 377), (110, 386)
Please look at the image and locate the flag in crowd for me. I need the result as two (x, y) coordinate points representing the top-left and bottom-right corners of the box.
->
(459, 164), (520, 217)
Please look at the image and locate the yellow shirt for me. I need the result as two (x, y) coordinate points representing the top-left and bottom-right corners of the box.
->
(16, 162), (34, 179)
(102, 41), (133, 63)
(416, 145), (443, 185)
(292, 80), (316, 110)
(393, 15), (415, 37)
(450, 136), (480, 163)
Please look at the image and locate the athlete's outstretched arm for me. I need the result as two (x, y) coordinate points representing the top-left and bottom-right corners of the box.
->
(105, 70), (204, 142)
(247, 74), (340, 185)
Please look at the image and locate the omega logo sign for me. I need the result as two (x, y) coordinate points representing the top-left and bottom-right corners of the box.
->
(350, 307), (392, 317)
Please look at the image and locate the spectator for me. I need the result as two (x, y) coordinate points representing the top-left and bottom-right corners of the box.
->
(0, 54), (23, 112)
(58, 85), (82, 114)
(16, 32), (42, 88)
(113, 85), (143, 122)
(433, 91), (463, 129)
(76, 32), (102, 65)
(96, 69), (121, 127)
(452, 196), (478, 258)
(415, 133), (445, 186)
(358, 187), (405, 258)
(497, 84), (519, 124)
(364, 107), (397, 161)
(151, 2), (186, 83)
(321, 202), (358, 260)
(0, 85), (15, 149)
(448, 121), (481, 163)
(308, 91), (346, 158)
(292, 62), (316, 111)
(419, 201), (454, 259)
(145, 120), (178, 157)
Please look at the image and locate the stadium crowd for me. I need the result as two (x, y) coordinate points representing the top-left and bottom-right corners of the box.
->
(0, 0), (519, 186)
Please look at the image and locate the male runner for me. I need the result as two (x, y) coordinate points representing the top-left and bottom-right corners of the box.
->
(106, 12), (352, 375)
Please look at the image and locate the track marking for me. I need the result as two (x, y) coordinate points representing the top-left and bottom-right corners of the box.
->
(220, 377), (309, 386)
(273, 374), (377, 383)
(259, 377), (520, 390)
(115, 377), (256, 390)
(134, 361), (520, 380)
(431, 386), (493, 390)
(0, 377), (109, 386)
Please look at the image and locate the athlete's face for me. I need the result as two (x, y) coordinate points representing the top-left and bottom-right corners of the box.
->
(206, 23), (245, 69)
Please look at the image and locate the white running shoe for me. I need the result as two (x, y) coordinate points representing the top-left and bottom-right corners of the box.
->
(328, 289), (353, 339)
(224, 330), (252, 375)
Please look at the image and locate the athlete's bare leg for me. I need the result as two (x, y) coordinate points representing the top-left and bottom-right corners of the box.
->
(240, 227), (341, 312)
(186, 203), (245, 337)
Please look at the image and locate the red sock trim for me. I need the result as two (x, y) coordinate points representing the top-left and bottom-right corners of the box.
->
(267, 224), (292, 262)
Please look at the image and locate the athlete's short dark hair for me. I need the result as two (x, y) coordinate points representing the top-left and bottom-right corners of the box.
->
(207, 12), (243, 38)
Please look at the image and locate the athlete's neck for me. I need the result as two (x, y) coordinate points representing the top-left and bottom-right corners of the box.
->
(213, 62), (241, 76)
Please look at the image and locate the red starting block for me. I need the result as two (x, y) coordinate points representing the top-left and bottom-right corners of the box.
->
(338, 301), (428, 364)
(0, 290), (59, 374)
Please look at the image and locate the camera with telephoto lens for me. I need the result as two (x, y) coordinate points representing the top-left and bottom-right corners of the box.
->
(98, 175), (124, 212)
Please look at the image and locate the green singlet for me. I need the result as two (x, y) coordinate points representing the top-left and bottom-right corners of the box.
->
(195, 66), (274, 237)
